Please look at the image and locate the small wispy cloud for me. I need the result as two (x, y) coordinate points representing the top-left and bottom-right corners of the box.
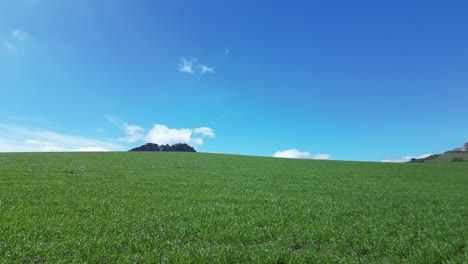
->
(381, 154), (432, 163)
(178, 57), (215, 75)
(178, 57), (196, 74)
(2, 29), (31, 52)
(120, 124), (145, 143)
(273, 149), (331, 160)
(2, 41), (16, 51)
(11, 30), (29, 41)
(224, 48), (230, 55)
(194, 127), (215, 138)
(199, 65), (215, 74)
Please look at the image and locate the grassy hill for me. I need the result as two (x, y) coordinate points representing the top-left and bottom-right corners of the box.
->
(0, 152), (467, 262)
(410, 151), (468, 163)
(428, 152), (468, 163)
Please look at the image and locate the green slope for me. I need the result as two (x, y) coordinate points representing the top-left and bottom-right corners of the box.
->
(424, 152), (468, 163)
(0, 152), (467, 263)
(410, 151), (468, 163)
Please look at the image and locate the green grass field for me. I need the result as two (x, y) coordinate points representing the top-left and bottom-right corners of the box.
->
(0, 152), (467, 263)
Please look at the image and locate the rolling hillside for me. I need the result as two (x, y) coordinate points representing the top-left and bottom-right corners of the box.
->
(0, 152), (467, 262)
(410, 143), (468, 163)
(423, 152), (468, 163)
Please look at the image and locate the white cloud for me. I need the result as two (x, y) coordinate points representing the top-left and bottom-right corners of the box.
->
(11, 30), (29, 41)
(75, 147), (108, 152)
(145, 124), (215, 146)
(120, 124), (145, 143)
(194, 127), (215, 138)
(199, 65), (215, 74)
(106, 117), (215, 147)
(178, 57), (215, 75)
(24, 139), (62, 152)
(0, 124), (121, 152)
(273, 149), (332, 160)
(381, 154), (432, 163)
(312, 154), (332, 160)
(179, 57), (196, 74)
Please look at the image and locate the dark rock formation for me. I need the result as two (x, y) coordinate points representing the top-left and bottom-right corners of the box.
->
(129, 143), (196, 152)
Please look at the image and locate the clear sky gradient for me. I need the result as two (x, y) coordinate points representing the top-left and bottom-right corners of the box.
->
(1, 0), (467, 161)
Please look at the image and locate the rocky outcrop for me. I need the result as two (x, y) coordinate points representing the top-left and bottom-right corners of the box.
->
(453, 143), (468, 152)
(129, 143), (196, 152)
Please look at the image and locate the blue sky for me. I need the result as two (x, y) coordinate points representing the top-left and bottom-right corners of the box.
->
(0, 0), (467, 161)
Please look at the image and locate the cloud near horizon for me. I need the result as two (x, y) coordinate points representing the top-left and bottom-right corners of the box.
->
(381, 154), (432, 163)
(273, 149), (331, 160)
(0, 124), (121, 152)
(118, 122), (215, 146)
(145, 124), (215, 146)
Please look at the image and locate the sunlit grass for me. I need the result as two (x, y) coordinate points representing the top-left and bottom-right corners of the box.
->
(0, 152), (467, 262)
